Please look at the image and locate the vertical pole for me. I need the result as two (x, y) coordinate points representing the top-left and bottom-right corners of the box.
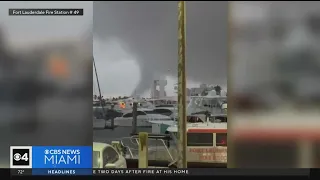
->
(93, 57), (105, 118)
(132, 102), (138, 134)
(138, 132), (148, 168)
(177, 1), (188, 168)
(110, 105), (115, 130)
(227, 2), (234, 168)
(298, 140), (313, 168)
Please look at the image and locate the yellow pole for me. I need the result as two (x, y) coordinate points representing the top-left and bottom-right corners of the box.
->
(138, 132), (148, 168)
(177, 1), (187, 168)
(227, 2), (234, 168)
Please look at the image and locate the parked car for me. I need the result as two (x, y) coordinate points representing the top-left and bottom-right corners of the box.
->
(93, 142), (127, 168)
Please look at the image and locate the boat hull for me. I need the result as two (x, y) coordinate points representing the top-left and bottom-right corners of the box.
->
(115, 119), (174, 127)
(114, 119), (151, 127)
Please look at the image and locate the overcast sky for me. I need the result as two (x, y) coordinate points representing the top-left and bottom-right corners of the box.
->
(0, 2), (229, 98)
(93, 36), (201, 97)
(93, 2), (228, 97)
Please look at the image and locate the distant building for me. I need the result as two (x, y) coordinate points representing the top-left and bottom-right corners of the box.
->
(200, 83), (207, 89)
(151, 79), (167, 99)
(190, 85), (207, 96)
(152, 89), (167, 99)
(188, 84), (226, 96)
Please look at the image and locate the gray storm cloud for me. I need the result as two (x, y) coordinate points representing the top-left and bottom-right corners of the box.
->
(93, 2), (228, 95)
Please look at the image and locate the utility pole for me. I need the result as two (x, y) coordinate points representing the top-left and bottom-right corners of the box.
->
(93, 57), (105, 118)
(132, 102), (138, 135)
(177, 1), (187, 168)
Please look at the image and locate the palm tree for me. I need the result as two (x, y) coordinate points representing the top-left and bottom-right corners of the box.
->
(214, 85), (222, 95)
(200, 88), (208, 96)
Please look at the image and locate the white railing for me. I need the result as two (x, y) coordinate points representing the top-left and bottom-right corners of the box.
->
(120, 136), (174, 162)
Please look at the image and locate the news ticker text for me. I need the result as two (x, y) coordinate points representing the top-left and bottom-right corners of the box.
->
(8, 9), (83, 16)
(9, 168), (311, 176)
(11, 168), (188, 176)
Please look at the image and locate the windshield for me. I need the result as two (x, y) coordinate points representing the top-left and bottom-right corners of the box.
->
(144, 110), (158, 114)
(156, 104), (175, 108)
(93, 151), (100, 168)
(209, 116), (227, 123)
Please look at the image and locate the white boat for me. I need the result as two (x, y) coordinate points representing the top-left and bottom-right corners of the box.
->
(166, 114), (227, 164)
(147, 97), (178, 107)
(149, 113), (226, 134)
(166, 114), (227, 133)
(153, 106), (178, 120)
(187, 93), (227, 115)
(149, 93), (227, 134)
(113, 98), (155, 112)
(114, 108), (173, 127)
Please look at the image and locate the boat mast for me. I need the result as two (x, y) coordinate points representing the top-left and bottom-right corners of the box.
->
(177, 1), (187, 168)
(93, 56), (105, 118)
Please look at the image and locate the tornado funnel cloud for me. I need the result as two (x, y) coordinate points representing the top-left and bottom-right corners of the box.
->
(131, 65), (155, 96)
(93, 2), (228, 95)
